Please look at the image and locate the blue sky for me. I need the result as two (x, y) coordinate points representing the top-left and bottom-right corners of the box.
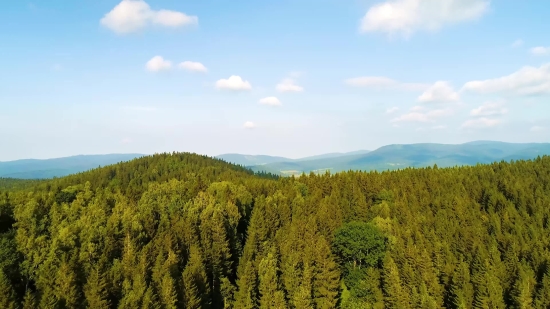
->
(0, 0), (549, 161)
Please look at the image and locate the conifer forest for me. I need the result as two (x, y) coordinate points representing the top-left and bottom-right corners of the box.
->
(1, 153), (550, 308)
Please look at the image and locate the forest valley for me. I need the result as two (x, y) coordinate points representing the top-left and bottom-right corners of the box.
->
(1, 153), (550, 308)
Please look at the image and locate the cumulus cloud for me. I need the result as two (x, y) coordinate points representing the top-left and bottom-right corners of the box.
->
(391, 108), (453, 123)
(461, 63), (550, 96)
(531, 47), (550, 56)
(512, 39), (524, 48)
(360, 0), (490, 37)
(276, 78), (303, 92)
(470, 101), (508, 116)
(100, 0), (198, 34)
(146, 56), (172, 72)
(409, 105), (425, 112)
(386, 107), (400, 114)
(461, 117), (501, 129)
(345, 76), (428, 91)
(179, 61), (208, 73)
(259, 97), (282, 106)
(418, 81), (459, 103)
(215, 76), (252, 91)
(243, 121), (256, 129)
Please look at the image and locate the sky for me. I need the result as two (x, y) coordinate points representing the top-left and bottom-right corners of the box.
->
(0, 0), (549, 161)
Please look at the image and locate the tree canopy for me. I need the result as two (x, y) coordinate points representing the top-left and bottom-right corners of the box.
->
(0, 152), (549, 308)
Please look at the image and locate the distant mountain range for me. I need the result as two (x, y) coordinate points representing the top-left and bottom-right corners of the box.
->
(215, 150), (371, 167)
(218, 141), (550, 176)
(0, 154), (144, 179)
(2, 141), (550, 179)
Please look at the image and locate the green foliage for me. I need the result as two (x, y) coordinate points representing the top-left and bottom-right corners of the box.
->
(2, 152), (550, 308)
(0, 269), (18, 309)
(332, 221), (386, 269)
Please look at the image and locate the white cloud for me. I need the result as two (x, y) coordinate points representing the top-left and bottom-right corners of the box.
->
(418, 81), (459, 103)
(461, 63), (550, 96)
(121, 138), (133, 144)
(392, 112), (430, 122)
(391, 108), (452, 123)
(360, 0), (489, 37)
(259, 97), (282, 106)
(243, 121), (256, 129)
(100, 0), (198, 34)
(146, 56), (172, 72)
(512, 39), (524, 48)
(345, 76), (428, 91)
(179, 61), (207, 73)
(530, 126), (546, 132)
(409, 105), (425, 111)
(215, 75), (252, 91)
(531, 47), (550, 56)
(461, 117), (501, 129)
(276, 78), (303, 92)
(470, 101), (508, 116)
(386, 107), (400, 114)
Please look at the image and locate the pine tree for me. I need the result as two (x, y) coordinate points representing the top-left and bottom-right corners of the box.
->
(534, 267), (550, 308)
(220, 277), (236, 309)
(382, 255), (409, 309)
(292, 263), (314, 309)
(485, 269), (505, 309)
(183, 245), (211, 309)
(471, 253), (490, 309)
(258, 249), (287, 309)
(448, 262), (474, 309)
(22, 290), (37, 309)
(159, 273), (178, 309)
(234, 261), (259, 309)
(39, 287), (59, 309)
(312, 236), (340, 309)
(141, 286), (162, 309)
(55, 261), (80, 309)
(84, 267), (110, 309)
(0, 270), (18, 309)
(511, 262), (536, 309)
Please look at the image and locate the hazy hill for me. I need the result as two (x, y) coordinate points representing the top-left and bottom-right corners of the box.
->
(249, 141), (550, 176)
(215, 153), (291, 166)
(216, 150), (371, 166)
(0, 153), (145, 179)
(4, 141), (550, 179)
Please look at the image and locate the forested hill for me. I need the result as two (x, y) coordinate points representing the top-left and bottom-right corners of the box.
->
(1, 152), (550, 308)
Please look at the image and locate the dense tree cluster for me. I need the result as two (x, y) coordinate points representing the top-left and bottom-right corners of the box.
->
(0, 178), (43, 191)
(1, 152), (550, 308)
